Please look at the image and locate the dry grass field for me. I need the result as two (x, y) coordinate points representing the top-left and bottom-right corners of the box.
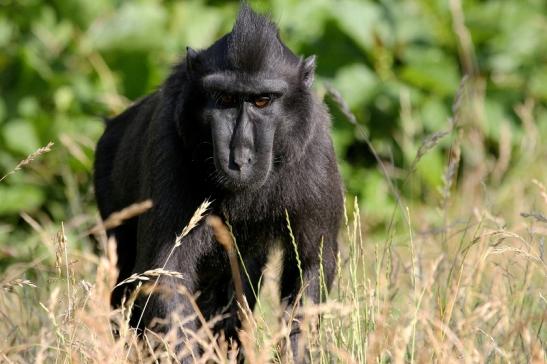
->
(1, 77), (546, 363)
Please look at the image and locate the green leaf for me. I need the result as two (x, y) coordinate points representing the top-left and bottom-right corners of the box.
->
(333, 63), (377, 109)
(529, 66), (547, 101)
(0, 98), (6, 125)
(358, 169), (395, 222)
(0, 17), (14, 48)
(2, 119), (40, 155)
(170, 2), (230, 50)
(0, 185), (45, 215)
(400, 47), (460, 96)
(415, 149), (443, 190)
(88, 2), (167, 52)
(483, 99), (507, 141)
(421, 97), (449, 131)
(331, 0), (385, 52)
(17, 97), (40, 118)
(272, 0), (331, 48)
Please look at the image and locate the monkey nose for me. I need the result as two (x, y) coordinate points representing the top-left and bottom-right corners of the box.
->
(232, 148), (254, 170)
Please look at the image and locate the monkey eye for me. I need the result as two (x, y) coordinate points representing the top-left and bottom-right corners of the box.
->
(217, 93), (238, 108)
(252, 95), (271, 109)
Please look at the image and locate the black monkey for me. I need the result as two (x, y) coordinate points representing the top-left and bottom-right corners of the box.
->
(94, 4), (343, 362)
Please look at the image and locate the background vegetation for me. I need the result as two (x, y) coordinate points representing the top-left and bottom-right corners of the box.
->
(0, 0), (545, 362)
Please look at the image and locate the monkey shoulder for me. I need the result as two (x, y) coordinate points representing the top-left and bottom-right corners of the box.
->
(94, 93), (161, 215)
(277, 134), (343, 220)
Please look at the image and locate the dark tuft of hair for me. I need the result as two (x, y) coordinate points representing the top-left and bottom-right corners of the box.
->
(228, 3), (282, 72)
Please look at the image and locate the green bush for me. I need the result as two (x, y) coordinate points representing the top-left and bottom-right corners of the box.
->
(1, 0), (546, 240)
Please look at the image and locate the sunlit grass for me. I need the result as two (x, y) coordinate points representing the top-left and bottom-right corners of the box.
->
(1, 147), (546, 363)
(1, 81), (546, 363)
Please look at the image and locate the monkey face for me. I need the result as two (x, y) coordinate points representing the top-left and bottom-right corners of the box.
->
(201, 73), (289, 191)
(182, 17), (317, 192)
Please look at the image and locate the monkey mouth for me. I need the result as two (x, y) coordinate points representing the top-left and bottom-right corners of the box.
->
(219, 169), (269, 192)
(213, 158), (271, 192)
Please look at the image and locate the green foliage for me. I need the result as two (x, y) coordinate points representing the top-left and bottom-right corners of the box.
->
(0, 0), (546, 239)
(0, 3), (546, 361)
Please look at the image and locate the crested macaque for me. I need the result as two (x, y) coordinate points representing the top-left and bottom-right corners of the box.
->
(94, 4), (343, 362)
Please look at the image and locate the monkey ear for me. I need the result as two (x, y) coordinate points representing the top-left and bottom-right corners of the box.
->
(301, 55), (316, 88)
(186, 47), (201, 73)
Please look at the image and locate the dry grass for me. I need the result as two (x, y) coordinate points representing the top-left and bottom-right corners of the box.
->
(3, 183), (545, 363)
(89, 200), (153, 236)
(0, 142), (54, 183)
(1, 82), (546, 363)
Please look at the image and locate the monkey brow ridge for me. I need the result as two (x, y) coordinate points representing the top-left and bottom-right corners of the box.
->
(202, 72), (288, 95)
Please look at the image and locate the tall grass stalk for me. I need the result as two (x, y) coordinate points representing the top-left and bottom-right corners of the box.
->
(1, 76), (546, 364)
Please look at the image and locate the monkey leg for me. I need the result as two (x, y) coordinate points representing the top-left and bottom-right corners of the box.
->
(280, 228), (338, 364)
(204, 251), (267, 363)
(127, 221), (217, 363)
(109, 218), (138, 309)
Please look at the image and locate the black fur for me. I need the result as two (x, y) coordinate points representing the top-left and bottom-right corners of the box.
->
(94, 4), (343, 362)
